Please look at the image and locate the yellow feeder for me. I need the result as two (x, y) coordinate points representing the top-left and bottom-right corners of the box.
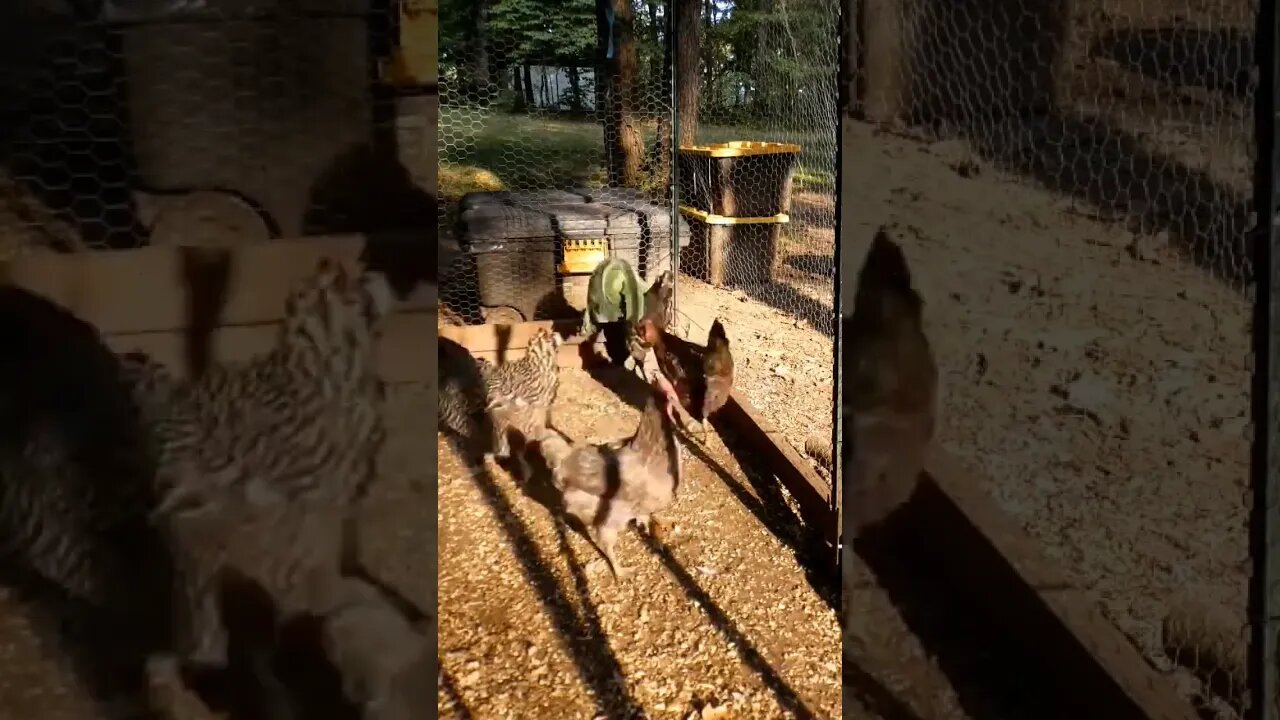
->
(559, 238), (610, 274)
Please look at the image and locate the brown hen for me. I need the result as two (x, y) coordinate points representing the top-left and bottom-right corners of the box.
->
(843, 227), (938, 535)
(636, 316), (734, 443)
(624, 270), (675, 372)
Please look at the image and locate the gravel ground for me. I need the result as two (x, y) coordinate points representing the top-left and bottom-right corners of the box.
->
(436, 367), (841, 720)
(665, 116), (1251, 715)
(841, 118), (1252, 713)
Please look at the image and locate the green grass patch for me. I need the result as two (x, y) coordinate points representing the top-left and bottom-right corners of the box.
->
(438, 111), (834, 201)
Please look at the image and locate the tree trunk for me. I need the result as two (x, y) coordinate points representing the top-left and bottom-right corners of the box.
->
(646, 0), (662, 95)
(648, 2), (675, 200)
(469, 0), (491, 96)
(522, 63), (535, 107)
(597, 0), (644, 187)
(512, 66), (527, 111)
(676, 0), (701, 144)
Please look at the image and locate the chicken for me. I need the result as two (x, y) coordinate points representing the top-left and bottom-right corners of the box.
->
(842, 227), (938, 536)
(538, 374), (681, 578)
(625, 270), (674, 373)
(580, 257), (644, 368)
(634, 316), (734, 443)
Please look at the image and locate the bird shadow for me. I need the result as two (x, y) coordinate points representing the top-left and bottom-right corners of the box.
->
(454, 446), (643, 719)
(635, 526), (821, 719)
(502, 423), (825, 720)
(181, 569), (363, 720)
(851, 481), (1071, 720)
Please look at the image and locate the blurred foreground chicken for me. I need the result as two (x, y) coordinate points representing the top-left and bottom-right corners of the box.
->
(842, 227), (938, 537)
(634, 316), (734, 443)
(536, 374), (681, 578)
(840, 228), (939, 713)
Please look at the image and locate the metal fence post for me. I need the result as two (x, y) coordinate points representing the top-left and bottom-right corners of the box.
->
(669, 2), (680, 316)
(1252, 0), (1279, 715)
(834, 0), (853, 566)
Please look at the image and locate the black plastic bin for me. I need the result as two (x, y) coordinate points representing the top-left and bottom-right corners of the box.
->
(456, 191), (688, 322)
(678, 141), (801, 219)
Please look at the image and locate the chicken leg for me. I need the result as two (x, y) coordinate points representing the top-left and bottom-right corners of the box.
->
(585, 524), (628, 579)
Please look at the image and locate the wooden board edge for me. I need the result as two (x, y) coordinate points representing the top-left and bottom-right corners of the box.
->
(439, 319), (587, 353)
(920, 446), (1201, 720)
(716, 391), (837, 547)
(4, 234), (436, 336)
(106, 310), (434, 385)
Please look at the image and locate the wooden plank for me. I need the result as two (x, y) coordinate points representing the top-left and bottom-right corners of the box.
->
(919, 446), (1200, 720)
(106, 310), (434, 385)
(467, 340), (608, 370)
(438, 319), (587, 353)
(715, 392), (837, 546)
(1, 235), (436, 336)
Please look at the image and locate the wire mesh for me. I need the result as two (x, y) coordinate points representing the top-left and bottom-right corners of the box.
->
(0, 1), (423, 258)
(843, 0), (1258, 715)
(672, 0), (841, 504)
(437, 0), (680, 327)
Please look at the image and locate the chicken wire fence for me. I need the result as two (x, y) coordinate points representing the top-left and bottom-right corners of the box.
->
(438, 0), (841, 530)
(437, 0), (677, 327)
(0, 1), (432, 258)
(842, 0), (1263, 716)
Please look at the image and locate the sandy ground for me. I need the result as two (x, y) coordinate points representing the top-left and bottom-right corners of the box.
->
(436, 367), (841, 720)
(839, 117), (1252, 715)
(639, 114), (1253, 717)
(0, 384), (437, 719)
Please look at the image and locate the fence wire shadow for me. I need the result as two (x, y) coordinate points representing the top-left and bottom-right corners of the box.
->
(580, 362), (839, 615)
(509, 416), (822, 720)
(1088, 27), (1254, 101)
(895, 2), (1255, 291)
(731, 281), (836, 338)
(967, 112), (1253, 289)
(438, 665), (474, 720)
(458, 452), (643, 719)
(634, 526), (820, 720)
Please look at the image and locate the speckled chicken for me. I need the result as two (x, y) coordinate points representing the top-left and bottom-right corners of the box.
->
(438, 336), (489, 455)
(635, 316), (734, 443)
(476, 328), (562, 459)
(536, 375), (681, 578)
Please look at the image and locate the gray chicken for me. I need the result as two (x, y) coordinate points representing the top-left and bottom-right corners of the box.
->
(537, 374), (681, 578)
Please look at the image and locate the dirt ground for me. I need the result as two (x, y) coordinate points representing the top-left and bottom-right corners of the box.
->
(0, 384), (437, 719)
(654, 114), (1252, 716)
(436, 367), (842, 720)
